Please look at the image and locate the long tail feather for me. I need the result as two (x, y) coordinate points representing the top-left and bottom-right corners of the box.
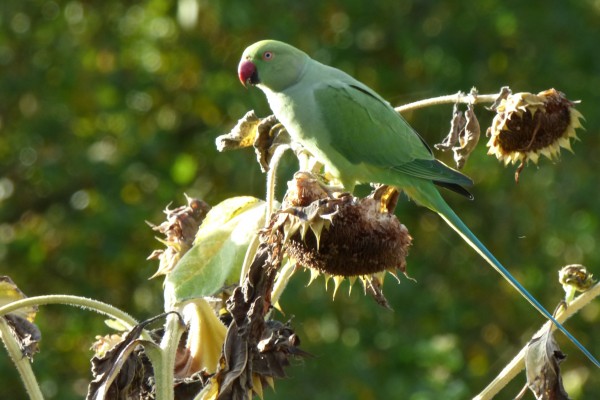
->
(406, 184), (600, 368)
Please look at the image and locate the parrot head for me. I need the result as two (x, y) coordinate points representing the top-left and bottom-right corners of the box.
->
(238, 40), (309, 92)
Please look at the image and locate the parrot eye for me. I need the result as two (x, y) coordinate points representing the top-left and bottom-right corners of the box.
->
(262, 51), (274, 61)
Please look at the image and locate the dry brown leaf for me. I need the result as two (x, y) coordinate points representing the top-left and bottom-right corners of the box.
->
(524, 326), (570, 400)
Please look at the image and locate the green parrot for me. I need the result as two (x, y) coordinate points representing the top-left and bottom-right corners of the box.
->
(237, 39), (598, 366)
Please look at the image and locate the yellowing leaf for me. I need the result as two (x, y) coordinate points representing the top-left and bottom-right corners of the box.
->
(0, 276), (41, 359)
(176, 298), (227, 376)
(0, 276), (36, 322)
(164, 196), (266, 305)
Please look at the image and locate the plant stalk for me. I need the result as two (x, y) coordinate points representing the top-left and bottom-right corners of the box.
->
(395, 92), (498, 113)
(0, 318), (44, 400)
(0, 295), (153, 341)
(155, 311), (185, 400)
(265, 144), (290, 224)
(473, 281), (600, 400)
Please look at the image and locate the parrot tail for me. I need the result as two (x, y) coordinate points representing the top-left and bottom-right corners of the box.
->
(404, 183), (600, 368)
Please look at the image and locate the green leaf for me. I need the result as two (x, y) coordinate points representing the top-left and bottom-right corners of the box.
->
(164, 196), (266, 305)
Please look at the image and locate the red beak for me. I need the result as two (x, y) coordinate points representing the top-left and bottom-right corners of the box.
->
(238, 60), (259, 87)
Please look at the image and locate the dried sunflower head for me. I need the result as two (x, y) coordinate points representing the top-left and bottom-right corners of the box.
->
(273, 173), (412, 301)
(282, 194), (412, 278)
(486, 88), (583, 180)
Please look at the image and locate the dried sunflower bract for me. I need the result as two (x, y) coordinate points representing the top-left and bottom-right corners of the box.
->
(486, 88), (583, 181)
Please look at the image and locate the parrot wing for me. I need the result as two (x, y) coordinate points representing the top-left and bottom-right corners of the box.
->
(313, 80), (473, 190)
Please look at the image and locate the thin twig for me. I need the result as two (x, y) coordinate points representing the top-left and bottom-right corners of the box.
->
(473, 281), (600, 400)
(395, 92), (498, 113)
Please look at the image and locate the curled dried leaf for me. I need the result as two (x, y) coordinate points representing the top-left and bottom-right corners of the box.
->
(525, 326), (570, 400)
(435, 103), (465, 152)
(435, 101), (480, 170)
(453, 103), (481, 169)
(147, 195), (210, 278)
(254, 115), (291, 172)
(215, 110), (261, 152)
(206, 226), (306, 399)
(212, 315), (307, 400)
(87, 313), (172, 400)
(216, 110), (291, 172)
(254, 319), (311, 377)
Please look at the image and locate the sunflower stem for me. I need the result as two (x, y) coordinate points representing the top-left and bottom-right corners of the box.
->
(0, 294), (145, 335)
(155, 311), (185, 400)
(265, 144), (290, 224)
(269, 259), (296, 308)
(473, 281), (600, 400)
(0, 318), (44, 400)
(395, 92), (498, 114)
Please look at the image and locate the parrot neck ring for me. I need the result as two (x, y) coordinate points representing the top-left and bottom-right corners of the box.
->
(238, 60), (260, 87)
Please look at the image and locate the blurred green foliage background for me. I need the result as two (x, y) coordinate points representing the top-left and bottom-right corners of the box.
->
(2, 0), (600, 398)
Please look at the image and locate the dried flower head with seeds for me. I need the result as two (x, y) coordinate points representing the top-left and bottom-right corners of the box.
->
(486, 88), (583, 181)
(282, 194), (412, 278)
(271, 173), (412, 302)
